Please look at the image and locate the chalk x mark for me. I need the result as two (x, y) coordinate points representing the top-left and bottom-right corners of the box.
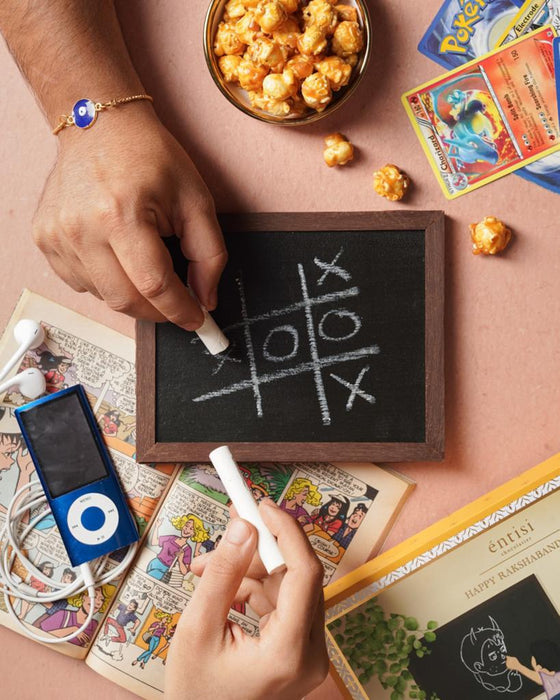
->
(315, 247), (351, 286)
(330, 366), (376, 411)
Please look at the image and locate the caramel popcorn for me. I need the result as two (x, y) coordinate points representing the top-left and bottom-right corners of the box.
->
(332, 20), (363, 56)
(224, 0), (247, 21)
(249, 91), (293, 116)
(247, 36), (287, 72)
(214, 0), (366, 119)
(279, 0), (300, 12)
(218, 54), (243, 83)
(335, 4), (358, 21)
(234, 12), (260, 44)
(214, 21), (246, 56)
(237, 58), (269, 91)
(286, 53), (315, 79)
(314, 55), (351, 90)
(470, 217), (512, 255)
(255, 0), (288, 33)
(272, 17), (301, 51)
(302, 0), (338, 35)
(373, 164), (410, 201)
(301, 72), (332, 110)
(323, 133), (354, 166)
(263, 68), (298, 100)
(297, 25), (328, 55)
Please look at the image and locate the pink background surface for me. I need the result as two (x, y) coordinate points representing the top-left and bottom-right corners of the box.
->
(1, 1), (560, 698)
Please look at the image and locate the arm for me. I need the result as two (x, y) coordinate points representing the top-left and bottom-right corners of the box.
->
(506, 656), (542, 685)
(166, 501), (329, 700)
(150, 518), (163, 548)
(0, 1), (227, 328)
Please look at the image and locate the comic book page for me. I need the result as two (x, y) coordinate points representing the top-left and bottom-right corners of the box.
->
(0, 290), (177, 658)
(86, 461), (413, 699)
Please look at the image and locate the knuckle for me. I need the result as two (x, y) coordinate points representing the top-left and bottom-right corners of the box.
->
(92, 192), (125, 229)
(105, 295), (137, 315)
(135, 271), (171, 300)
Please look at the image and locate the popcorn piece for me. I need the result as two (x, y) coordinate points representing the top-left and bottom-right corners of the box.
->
(272, 17), (301, 51)
(286, 53), (315, 79)
(224, 0), (247, 21)
(323, 133), (354, 166)
(247, 36), (287, 71)
(301, 72), (332, 111)
(263, 68), (298, 100)
(219, 54), (243, 83)
(249, 91), (293, 116)
(315, 55), (352, 90)
(214, 21), (246, 56)
(237, 58), (270, 91)
(332, 20), (363, 56)
(235, 11), (261, 44)
(255, 0), (288, 33)
(373, 164), (410, 201)
(470, 216), (512, 255)
(279, 0), (300, 12)
(345, 52), (359, 67)
(302, 0), (338, 35)
(297, 26), (328, 55)
(335, 4), (358, 22)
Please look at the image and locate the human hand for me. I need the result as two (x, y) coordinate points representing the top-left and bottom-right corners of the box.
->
(33, 105), (227, 329)
(165, 500), (329, 700)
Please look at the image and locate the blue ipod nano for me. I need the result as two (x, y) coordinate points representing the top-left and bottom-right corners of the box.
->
(15, 385), (139, 566)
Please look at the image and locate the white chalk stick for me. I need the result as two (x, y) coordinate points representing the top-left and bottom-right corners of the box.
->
(195, 307), (230, 355)
(209, 445), (286, 575)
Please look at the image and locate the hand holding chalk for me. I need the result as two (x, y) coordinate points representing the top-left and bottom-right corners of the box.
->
(189, 289), (230, 355)
(166, 492), (329, 700)
(209, 445), (285, 574)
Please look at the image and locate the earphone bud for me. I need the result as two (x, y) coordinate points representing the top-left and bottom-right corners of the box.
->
(0, 369), (46, 400)
(0, 320), (45, 383)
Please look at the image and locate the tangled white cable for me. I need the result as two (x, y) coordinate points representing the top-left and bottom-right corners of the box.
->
(0, 479), (137, 644)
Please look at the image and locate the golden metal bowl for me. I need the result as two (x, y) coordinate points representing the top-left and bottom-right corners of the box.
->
(203, 0), (372, 126)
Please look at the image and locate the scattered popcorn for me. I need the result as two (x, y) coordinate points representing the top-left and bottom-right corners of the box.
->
(373, 164), (410, 201)
(214, 0), (365, 118)
(470, 216), (512, 255)
(323, 133), (354, 166)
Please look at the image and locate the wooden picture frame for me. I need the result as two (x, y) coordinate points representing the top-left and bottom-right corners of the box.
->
(136, 211), (444, 463)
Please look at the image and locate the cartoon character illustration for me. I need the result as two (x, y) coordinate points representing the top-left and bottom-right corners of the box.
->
(151, 623), (176, 665)
(38, 584), (115, 646)
(310, 495), (349, 536)
(100, 409), (121, 437)
(507, 639), (560, 700)
(0, 407), (35, 512)
(147, 513), (209, 581)
(32, 567), (77, 628)
(333, 502), (368, 549)
(280, 477), (322, 531)
(38, 351), (72, 393)
(430, 75), (501, 170)
(460, 616), (522, 692)
(132, 610), (173, 669)
(101, 599), (140, 646)
(19, 561), (55, 620)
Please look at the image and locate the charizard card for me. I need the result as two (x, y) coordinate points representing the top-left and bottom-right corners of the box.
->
(403, 26), (560, 198)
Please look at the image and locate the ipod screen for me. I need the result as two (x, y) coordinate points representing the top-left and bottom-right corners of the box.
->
(19, 390), (108, 498)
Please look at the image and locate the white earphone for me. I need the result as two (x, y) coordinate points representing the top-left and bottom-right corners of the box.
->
(0, 319), (45, 383)
(0, 368), (46, 400)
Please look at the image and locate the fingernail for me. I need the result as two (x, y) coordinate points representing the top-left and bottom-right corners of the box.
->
(207, 292), (218, 311)
(226, 519), (251, 545)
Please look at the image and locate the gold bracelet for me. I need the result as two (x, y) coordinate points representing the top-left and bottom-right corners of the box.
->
(52, 94), (154, 135)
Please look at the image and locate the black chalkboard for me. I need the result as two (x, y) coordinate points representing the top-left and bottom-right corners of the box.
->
(408, 575), (560, 700)
(136, 212), (444, 462)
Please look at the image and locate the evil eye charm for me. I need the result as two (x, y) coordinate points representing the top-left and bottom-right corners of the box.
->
(72, 98), (97, 129)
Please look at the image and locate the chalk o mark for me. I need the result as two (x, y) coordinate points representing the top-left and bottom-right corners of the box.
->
(319, 309), (362, 342)
(262, 325), (299, 363)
